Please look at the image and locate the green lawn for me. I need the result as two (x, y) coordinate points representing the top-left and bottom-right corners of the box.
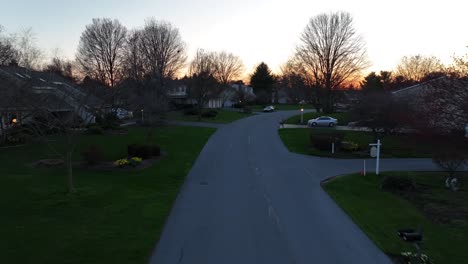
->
(283, 112), (352, 126)
(279, 128), (433, 158)
(0, 126), (215, 264)
(251, 104), (315, 111)
(167, 109), (253, 123)
(324, 172), (468, 263)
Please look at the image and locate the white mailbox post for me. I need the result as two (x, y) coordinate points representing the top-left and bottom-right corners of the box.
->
(369, 139), (381, 175)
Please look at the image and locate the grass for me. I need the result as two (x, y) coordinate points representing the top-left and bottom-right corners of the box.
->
(251, 104), (315, 111)
(283, 112), (352, 126)
(0, 126), (216, 264)
(278, 128), (434, 158)
(167, 109), (253, 123)
(323, 172), (468, 263)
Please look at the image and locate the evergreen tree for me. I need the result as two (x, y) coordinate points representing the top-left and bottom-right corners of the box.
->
(250, 62), (275, 104)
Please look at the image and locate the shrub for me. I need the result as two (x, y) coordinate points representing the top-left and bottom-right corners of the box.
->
(81, 145), (104, 165)
(380, 176), (416, 193)
(309, 131), (344, 151)
(129, 157), (143, 167)
(87, 125), (104, 135)
(114, 158), (129, 167)
(151, 145), (161, 156)
(127, 144), (152, 159)
(201, 110), (218, 118)
(97, 113), (120, 130)
(400, 252), (433, 264)
(242, 106), (252, 114)
(341, 141), (359, 152)
(183, 108), (199, 116)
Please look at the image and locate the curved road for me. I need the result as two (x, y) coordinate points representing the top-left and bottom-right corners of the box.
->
(151, 111), (442, 264)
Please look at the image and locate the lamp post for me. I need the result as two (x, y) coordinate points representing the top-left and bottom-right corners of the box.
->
(369, 139), (381, 175)
(141, 109), (144, 124)
(300, 108), (304, 124)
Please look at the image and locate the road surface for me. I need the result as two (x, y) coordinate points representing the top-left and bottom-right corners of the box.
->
(150, 111), (442, 264)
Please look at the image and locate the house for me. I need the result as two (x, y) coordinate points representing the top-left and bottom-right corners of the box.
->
(0, 65), (101, 132)
(392, 77), (468, 134)
(166, 80), (225, 109)
(223, 83), (256, 107)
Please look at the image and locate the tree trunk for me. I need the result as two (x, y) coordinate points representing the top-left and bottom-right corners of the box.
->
(66, 150), (76, 193)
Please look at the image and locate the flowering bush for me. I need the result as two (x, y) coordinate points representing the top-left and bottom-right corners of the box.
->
(129, 157), (143, 167)
(114, 158), (129, 167)
(340, 141), (360, 152)
(400, 252), (433, 264)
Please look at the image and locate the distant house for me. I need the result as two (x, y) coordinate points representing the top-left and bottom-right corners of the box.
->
(223, 83), (256, 107)
(166, 81), (223, 109)
(0, 66), (101, 132)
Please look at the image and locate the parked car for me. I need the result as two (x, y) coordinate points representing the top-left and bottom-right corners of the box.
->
(263, 106), (275, 112)
(113, 108), (133, 120)
(308, 116), (338, 127)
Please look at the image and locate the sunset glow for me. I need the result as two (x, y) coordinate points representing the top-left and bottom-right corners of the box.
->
(1, 0), (466, 76)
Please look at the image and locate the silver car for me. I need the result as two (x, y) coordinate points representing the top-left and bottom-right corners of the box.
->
(308, 116), (338, 127)
(263, 106), (275, 112)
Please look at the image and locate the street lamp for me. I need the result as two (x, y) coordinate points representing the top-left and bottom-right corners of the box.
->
(141, 109), (144, 124)
(300, 108), (304, 124)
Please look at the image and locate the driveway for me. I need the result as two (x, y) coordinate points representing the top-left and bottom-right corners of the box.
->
(150, 111), (443, 264)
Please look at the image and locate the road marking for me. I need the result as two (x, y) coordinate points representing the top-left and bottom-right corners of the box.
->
(248, 136), (251, 145)
(304, 168), (314, 177)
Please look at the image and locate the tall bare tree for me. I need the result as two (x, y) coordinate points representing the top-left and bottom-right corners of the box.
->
(0, 25), (18, 65)
(140, 19), (187, 84)
(16, 28), (43, 69)
(188, 49), (219, 120)
(210, 51), (244, 106)
(76, 18), (127, 88)
(296, 11), (369, 113)
(212, 51), (244, 85)
(395, 55), (444, 82)
(123, 30), (145, 81)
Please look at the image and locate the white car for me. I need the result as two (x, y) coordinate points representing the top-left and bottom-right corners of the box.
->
(263, 106), (275, 112)
(308, 116), (338, 127)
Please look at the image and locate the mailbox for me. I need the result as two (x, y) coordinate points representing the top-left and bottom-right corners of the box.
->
(397, 229), (423, 242)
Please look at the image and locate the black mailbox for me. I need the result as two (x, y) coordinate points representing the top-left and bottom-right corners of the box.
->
(397, 229), (415, 238)
(402, 233), (423, 242)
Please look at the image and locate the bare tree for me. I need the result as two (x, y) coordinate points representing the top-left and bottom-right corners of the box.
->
(396, 55), (444, 82)
(188, 49), (219, 120)
(0, 25), (19, 65)
(212, 51), (244, 85)
(16, 28), (43, 69)
(296, 11), (369, 113)
(76, 18), (127, 88)
(44, 49), (76, 80)
(123, 30), (145, 81)
(448, 52), (468, 79)
(140, 19), (187, 84)
(210, 51), (244, 106)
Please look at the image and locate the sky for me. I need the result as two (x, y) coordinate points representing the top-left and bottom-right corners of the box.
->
(1, 0), (467, 77)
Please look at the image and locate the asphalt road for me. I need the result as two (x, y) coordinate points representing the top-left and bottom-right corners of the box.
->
(150, 111), (443, 264)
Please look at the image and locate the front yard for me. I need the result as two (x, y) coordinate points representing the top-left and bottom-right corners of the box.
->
(0, 126), (215, 264)
(324, 172), (468, 263)
(279, 128), (433, 158)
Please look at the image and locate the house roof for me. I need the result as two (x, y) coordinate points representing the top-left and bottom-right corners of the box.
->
(391, 77), (446, 96)
(0, 65), (102, 109)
